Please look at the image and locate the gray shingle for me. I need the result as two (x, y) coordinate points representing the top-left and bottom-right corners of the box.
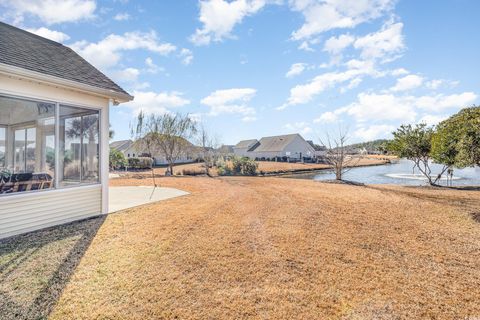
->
(0, 21), (130, 97)
(252, 134), (300, 152)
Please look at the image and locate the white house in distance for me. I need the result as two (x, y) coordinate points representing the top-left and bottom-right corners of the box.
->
(0, 22), (133, 239)
(233, 133), (324, 161)
(110, 138), (197, 166)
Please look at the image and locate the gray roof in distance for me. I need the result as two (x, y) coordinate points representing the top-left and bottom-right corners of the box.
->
(110, 140), (133, 152)
(234, 139), (258, 149)
(0, 21), (130, 97)
(253, 134), (302, 152)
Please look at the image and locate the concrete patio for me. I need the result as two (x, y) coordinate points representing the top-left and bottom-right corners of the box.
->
(109, 186), (189, 213)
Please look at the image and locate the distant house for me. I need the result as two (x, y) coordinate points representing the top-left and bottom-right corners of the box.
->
(234, 134), (323, 161)
(217, 144), (234, 155)
(110, 139), (133, 155)
(0, 22), (133, 239)
(111, 136), (198, 166)
(233, 139), (258, 158)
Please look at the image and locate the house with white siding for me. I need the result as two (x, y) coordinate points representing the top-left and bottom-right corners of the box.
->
(234, 134), (324, 161)
(0, 22), (133, 239)
(112, 137), (198, 166)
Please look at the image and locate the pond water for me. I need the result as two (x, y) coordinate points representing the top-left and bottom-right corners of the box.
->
(286, 159), (480, 186)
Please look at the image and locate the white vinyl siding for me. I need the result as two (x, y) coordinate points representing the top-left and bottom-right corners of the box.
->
(0, 184), (101, 239)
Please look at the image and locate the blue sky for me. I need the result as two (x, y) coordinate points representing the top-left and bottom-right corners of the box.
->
(1, 0), (479, 145)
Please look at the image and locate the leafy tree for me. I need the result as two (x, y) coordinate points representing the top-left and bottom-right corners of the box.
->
(109, 148), (127, 169)
(432, 106), (480, 168)
(132, 112), (197, 180)
(388, 123), (448, 185)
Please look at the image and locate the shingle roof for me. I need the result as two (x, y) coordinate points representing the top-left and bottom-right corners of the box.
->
(110, 140), (133, 152)
(0, 21), (130, 97)
(234, 139), (258, 149)
(252, 134), (301, 152)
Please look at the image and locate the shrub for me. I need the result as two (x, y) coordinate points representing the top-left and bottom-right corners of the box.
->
(241, 159), (258, 176)
(182, 169), (204, 176)
(128, 157), (153, 169)
(223, 156), (258, 176)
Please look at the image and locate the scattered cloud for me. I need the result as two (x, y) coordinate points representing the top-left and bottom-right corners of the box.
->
(110, 67), (140, 83)
(280, 60), (378, 108)
(353, 21), (405, 62)
(391, 74), (423, 92)
(391, 68), (409, 76)
(1, 0), (96, 24)
(323, 34), (354, 55)
(344, 93), (417, 123)
(418, 114), (449, 126)
(286, 63), (308, 78)
(415, 92), (477, 111)
(144, 57), (165, 74)
(114, 12), (130, 21)
(71, 31), (176, 70)
(179, 48), (194, 65)
(122, 90), (190, 115)
(289, 0), (395, 41)
(354, 124), (395, 140)
(284, 122), (313, 135)
(190, 0), (270, 46)
(201, 88), (257, 120)
(26, 27), (70, 42)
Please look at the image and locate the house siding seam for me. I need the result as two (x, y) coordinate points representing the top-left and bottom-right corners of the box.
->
(0, 185), (102, 239)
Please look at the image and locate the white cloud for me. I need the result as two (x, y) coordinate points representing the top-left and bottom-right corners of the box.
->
(26, 27), (70, 42)
(284, 122), (312, 135)
(122, 91), (191, 115)
(354, 124), (395, 141)
(110, 67), (140, 83)
(345, 93), (417, 123)
(314, 111), (339, 123)
(1, 0), (96, 24)
(425, 79), (443, 90)
(179, 48), (194, 65)
(353, 21), (405, 62)
(418, 114), (448, 126)
(415, 92), (477, 111)
(333, 91), (477, 124)
(286, 63), (308, 78)
(190, 0), (269, 45)
(201, 88), (257, 118)
(391, 74), (424, 92)
(114, 13), (130, 21)
(280, 60), (378, 108)
(323, 34), (354, 55)
(289, 0), (395, 40)
(144, 57), (165, 74)
(71, 31), (176, 70)
(391, 68), (409, 76)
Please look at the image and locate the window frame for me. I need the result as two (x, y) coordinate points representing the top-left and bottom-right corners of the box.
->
(0, 93), (104, 197)
(58, 104), (100, 186)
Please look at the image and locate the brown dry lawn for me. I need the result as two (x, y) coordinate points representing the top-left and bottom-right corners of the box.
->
(35, 176), (480, 319)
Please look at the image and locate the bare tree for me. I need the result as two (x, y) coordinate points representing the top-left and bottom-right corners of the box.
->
(197, 125), (220, 176)
(319, 128), (359, 181)
(132, 112), (197, 181)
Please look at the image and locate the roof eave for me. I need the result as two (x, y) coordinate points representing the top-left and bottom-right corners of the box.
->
(0, 63), (134, 104)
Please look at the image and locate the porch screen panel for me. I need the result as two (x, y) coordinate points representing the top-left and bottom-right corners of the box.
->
(59, 105), (99, 186)
(0, 95), (55, 195)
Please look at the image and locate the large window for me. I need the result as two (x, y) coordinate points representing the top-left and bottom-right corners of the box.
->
(0, 95), (101, 195)
(0, 96), (56, 194)
(59, 105), (99, 186)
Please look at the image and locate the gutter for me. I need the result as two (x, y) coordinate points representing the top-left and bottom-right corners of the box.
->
(0, 63), (134, 104)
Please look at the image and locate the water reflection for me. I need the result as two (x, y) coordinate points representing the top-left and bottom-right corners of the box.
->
(288, 159), (480, 186)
